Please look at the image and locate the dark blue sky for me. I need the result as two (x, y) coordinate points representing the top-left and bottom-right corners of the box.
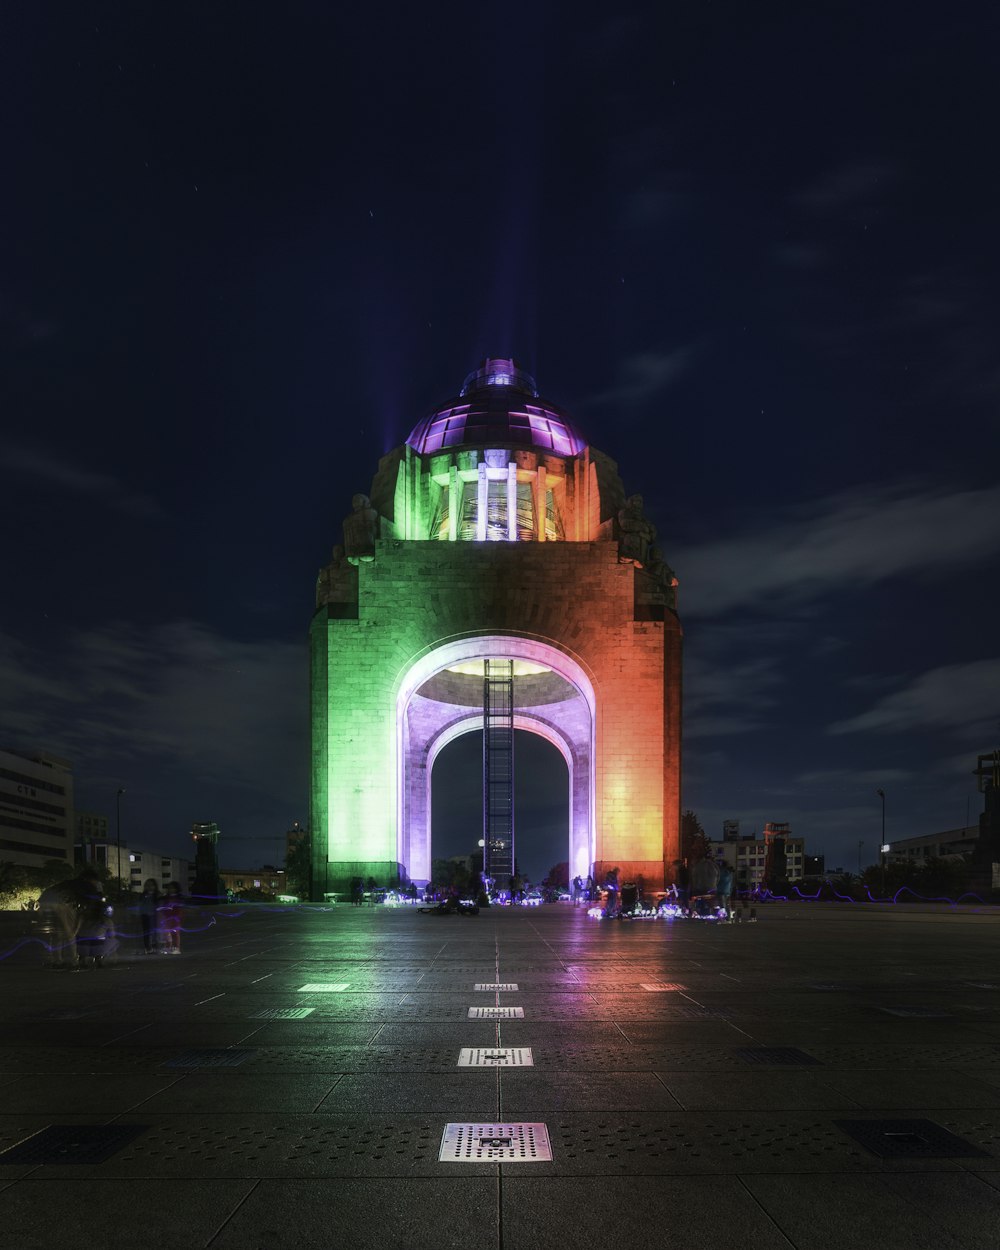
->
(2, 2), (998, 879)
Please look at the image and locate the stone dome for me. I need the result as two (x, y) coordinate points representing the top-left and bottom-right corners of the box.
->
(406, 357), (587, 457)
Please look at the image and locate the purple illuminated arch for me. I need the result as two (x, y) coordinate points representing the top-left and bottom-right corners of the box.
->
(394, 635), (597, 885)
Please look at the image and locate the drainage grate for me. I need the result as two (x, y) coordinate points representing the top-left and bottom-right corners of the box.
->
(248, 1007), (315, 1019)
(834, 1119), (989, 1159)
(439, 1122), (552, 1162)
(640, 983), (686, 992)
(162, 1048), (257, 1068)
(736, 1047), (822, 1066)
(0, 1124), (149, 1164)
(298, 983), (350, 992)
(878, 1006), (953, 1019)
(458, 1047), (533, 1067)
(468, 1006), (524, 1019)
(474, 983), (519, 991)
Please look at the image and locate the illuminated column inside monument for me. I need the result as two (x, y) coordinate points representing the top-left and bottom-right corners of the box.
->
(309, 357), (682, 898)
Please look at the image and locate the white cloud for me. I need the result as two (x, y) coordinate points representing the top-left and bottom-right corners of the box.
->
(0, 444), (163, 518)
(684, 653), (784, 739)
(829, 657), (1000, 738)
(585, 347), (697, 410)
(675, 482), (1000, 617)
(0, 621), (306, 794)
(793, 160), (895, 214)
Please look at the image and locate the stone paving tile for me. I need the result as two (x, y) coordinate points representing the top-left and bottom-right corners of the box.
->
(136, 1072), (344, 1113)
(742, 1171), (1000, 1250)
(0, 1177), (260, 1250)
(210, 1178), (501, 1249)
(816, 1070), (1000, 1110)
(500, 1176), (793, 1250)
(655, 1071), (859, 1111)
(499, 1071), (684, 1114)
(0, 1074), (184, 1115)
(318, 1072), (498, 1115)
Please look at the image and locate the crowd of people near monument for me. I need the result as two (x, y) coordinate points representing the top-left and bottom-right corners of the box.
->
(36, 869), (187, 967)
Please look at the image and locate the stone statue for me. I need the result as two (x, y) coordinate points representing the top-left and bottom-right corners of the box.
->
(617, 494), (656, 565)
(343, 494), (379, 563)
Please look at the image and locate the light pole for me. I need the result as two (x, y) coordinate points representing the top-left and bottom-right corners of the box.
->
(116, 788), (125, 891)
(876, 788), (886, 897)
(857, 839), (863, 876)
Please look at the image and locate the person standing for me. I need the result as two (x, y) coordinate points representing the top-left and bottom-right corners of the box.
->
(74, 871), (112, 967)
(39, 871), (89, 968)
(159, 881), (183, 954)
(138, 879), (161, 953)
(690, 853), (719, 917)
(717, 858), (735, 920)
(672, 859), (690, 916)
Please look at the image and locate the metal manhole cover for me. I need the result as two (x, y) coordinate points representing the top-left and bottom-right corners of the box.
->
(298, 983), (350, 992)
(640, 983), (686, 992)
(468, 1006), (524, 1019)
(474, 983), (519, 991)
(736, 1047), (822, 1066)
(249, 1007), (315, 1019)
(458, 1047), (533, 1067)
(0, 1124), (149, 1164)
(162, 1049), (257, 1068)
(439, 1122), (552, 1162)
(834, 1119), (989, 1158)
(878, 1007), (953, 1018)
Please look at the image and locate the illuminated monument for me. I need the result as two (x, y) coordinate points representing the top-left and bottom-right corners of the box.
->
(309, 359), (681, 897)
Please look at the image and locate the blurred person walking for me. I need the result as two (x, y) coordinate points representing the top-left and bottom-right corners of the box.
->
(138, 879), (161, 953)
(159, 881), (184, 954)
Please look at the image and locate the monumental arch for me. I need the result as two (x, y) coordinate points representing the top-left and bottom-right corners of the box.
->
(309, 359), (682, 897)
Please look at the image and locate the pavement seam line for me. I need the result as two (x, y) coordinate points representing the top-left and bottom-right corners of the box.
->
(204, 1176), (263, 1248)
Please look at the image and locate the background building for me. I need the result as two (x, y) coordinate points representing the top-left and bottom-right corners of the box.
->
(218, 866), (287, 899)
(0, 748), (74, 869)
(709, 821), (807, 891)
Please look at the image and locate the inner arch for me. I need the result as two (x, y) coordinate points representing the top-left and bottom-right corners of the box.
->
(395, 635), (597, 885)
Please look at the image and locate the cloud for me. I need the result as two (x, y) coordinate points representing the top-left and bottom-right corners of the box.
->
(684, 653), (784, 739)
(793, 160), (895, 214)
(0, 444), (163, 518)
(0, 621), (306, 796)
(829, 658), (1000, 738)
(674, 482), (1000, 617)
(618, 189), (688, 230)
(583, 347), (698, 411)
(794, 767), (915, 788)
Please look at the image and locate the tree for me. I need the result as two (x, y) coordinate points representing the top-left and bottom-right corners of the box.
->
(681, 810), (708, 861)
(285, 831), (312, 898)
(546, 861), (569, 890)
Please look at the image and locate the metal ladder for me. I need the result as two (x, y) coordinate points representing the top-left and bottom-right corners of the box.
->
(483, 659), (514, 890)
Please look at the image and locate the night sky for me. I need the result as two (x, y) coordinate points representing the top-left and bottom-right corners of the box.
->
(3, 3), (998, 881)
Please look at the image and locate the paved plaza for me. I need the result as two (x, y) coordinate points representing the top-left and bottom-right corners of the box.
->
(2, 900), (1000, 1248)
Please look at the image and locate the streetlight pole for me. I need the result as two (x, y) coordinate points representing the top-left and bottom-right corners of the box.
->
(876, 788), (886, 897)
(116, 788), (125, 892)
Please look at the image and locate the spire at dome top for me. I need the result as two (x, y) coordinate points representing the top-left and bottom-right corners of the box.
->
(461, 357), (538, 397)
